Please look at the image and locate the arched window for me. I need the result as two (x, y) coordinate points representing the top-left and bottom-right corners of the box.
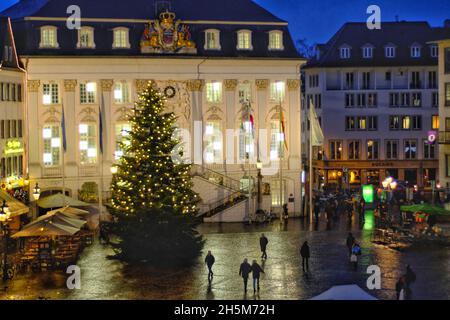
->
(204, 120), (222, 163)
(113, 27), (130, 49)
(237, 30), (253, 50)
(43, 124), (61, 167)
(270, 114), (285, 160)
(204, 29), (221, 50)
(40, 26), (59, 48)
(268, 30), (283, 50)
(78, 26), (95, 49)
(79, 123), (98, 165)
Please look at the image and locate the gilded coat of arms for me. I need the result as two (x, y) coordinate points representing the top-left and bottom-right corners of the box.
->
(140, 10), (197, 54)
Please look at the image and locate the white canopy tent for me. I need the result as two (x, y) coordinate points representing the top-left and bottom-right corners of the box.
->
(310, 285), (378, 300)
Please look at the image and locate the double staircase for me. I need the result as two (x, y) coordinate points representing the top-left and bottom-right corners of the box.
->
(191, 165), (251, 222)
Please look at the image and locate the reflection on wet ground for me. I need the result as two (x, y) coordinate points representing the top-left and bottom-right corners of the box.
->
(1, 211), (449, 300)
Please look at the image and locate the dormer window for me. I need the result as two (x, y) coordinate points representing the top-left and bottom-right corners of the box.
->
(430, 45), (438, 58)
(411, 44), (421, 58)
(40, 26), (59, 48)
(237, 30), (253, 50)
(268, 30), (284, 50)
(78, 27), (95, 49)
(362, 46), (373, 59)
(340, 46), (351, 59)
(113, 27), (130, 49)
(205, 29), (221, 50)
(385, 46), (396, 58)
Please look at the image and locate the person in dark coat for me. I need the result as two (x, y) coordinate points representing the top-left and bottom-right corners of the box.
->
(359, 198), (366, 222)
(204, 251), (215, 280)
(259, 234), (269, 259)
(395, 277), (405, 300)
(283, 203), (289, 222)
(346, 232), (355, 256)
(314, 198), (321, 221)
(405, 265), (416, 289)
(239, 258), (252, 293)
(251, 260), (265, 293)
(300, 241), (310, 272)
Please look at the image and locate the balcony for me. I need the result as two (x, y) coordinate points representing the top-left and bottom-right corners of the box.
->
(438, 131), (450, 144)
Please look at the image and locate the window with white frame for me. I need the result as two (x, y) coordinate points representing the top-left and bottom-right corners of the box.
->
(43, 125), (61, 167)
(79, 123), (97, 165)
(115, 123), (131, 160)
(42, 83), (59, 105)
(385, 46), (396, 58)
(238, 82), (252, 103)
(113, 27), (130, 49)
(268, 30), (283, 50)
(40, 26), (58, 48)
(206, 81), (222, 103)
(404, 139), (417, 159)
(411, 46), (421, 58)
(237, 30), (252, 50)
(114, 81), (130, 104)
(340, 47), (351, 59)
(362, 46), (373, 58)
(239, 119), (254, 160)
(423, 139), (435, 159)
(270, 120), (285, 160)
(80, 82), (97, 104)
(205, 29), (221, 50)
(430, 45), (438, 58)
(204, 121), (222, 163)
(78, 27), (95, 48)
(270, 81), (285, 102)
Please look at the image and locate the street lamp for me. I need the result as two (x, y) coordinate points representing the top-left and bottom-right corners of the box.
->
(0, 200), (11, 282)
(32, 183), (41, 201)
(111, 166), (118, 174)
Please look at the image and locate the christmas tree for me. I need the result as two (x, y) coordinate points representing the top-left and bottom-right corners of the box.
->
(107, 82), (204, 266)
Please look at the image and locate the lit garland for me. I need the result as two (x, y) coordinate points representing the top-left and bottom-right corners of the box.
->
(110, 83), (199, 216)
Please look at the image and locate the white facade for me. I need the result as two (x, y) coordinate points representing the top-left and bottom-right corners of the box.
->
(23, 57), (304, 216)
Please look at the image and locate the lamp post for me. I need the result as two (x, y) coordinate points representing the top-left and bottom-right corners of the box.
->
(0, 200), (11, 282)
(32, 183), (41, 219)
(256, 160), (263, 211)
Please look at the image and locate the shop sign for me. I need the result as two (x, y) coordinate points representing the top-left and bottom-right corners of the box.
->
(4, 140), (24, 155)
(427, 131), (437, 144)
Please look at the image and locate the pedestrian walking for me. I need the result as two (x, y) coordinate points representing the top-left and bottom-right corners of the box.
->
(251, 260), (264, 293)
(404, 264), (416, 299)
(350, 243), (361, 271)
(204, 251), (215, 281)
(314, 198), (320, 221)
(300, 241), (310, 272)
(359, 198), (366, 222)
(259, 234), (268, 259)
(239, 258), (252, 293)
(395, 277), (405, 300)
(283, 203), (289, 222)
(346, 232), (355, 256)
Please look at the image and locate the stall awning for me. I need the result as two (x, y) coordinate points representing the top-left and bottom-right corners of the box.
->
(37, 193), (90, 209)
(0, 190), (29, 218)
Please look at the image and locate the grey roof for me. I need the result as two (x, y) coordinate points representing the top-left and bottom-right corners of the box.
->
(305, 21), (450, 69)
(0, 0), (302, 59)
(0, 17), (20, 69)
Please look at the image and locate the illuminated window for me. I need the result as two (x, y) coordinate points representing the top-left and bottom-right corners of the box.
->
(206, 81), (222, 103)
(402, 116), (411, 130)
(79, 124), (97, 164)
(114, 81), (130, 104)
(329, 140), (342, 160)
(270, 81), (285, 102)
(268, 30), (283, 50)
(271, 180), (285, 206)
(432, 115), (439, 129)
(205, 29), (221, 50)
(78, 27), (95, 49)
(204, 121), (222, 163)
(80, 82), (97, 104)
(404, 139), (417, 159)
(43, 125), (61, 167)
(115, 123), (131, 160)
(113, 28), (130, 49)
(238, 82), (252, 103)
(367, 140), (379, 160)
(237, 30), (252, 50)
(42, 83), (59, 105)
(40, 26), (58, 48)
(239, 119), (254, 160)
(270, 120), (285, 160)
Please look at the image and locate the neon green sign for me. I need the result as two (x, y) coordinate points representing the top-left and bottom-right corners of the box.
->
(362, 184), (374, 203)
(4, 140), (24, 155)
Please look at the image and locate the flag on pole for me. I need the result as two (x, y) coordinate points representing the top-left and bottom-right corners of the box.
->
(280, 108), (288, 150)
(61, 103), (67, 152)
(309, 102), (324, 147)
(99, 93), (105, 154)
(241, 102), (255, 137)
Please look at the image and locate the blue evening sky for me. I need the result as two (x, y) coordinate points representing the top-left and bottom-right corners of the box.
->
(1, 0), (449, 44)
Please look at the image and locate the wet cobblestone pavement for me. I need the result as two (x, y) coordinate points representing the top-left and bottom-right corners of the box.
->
(1, 212), (449, 300)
